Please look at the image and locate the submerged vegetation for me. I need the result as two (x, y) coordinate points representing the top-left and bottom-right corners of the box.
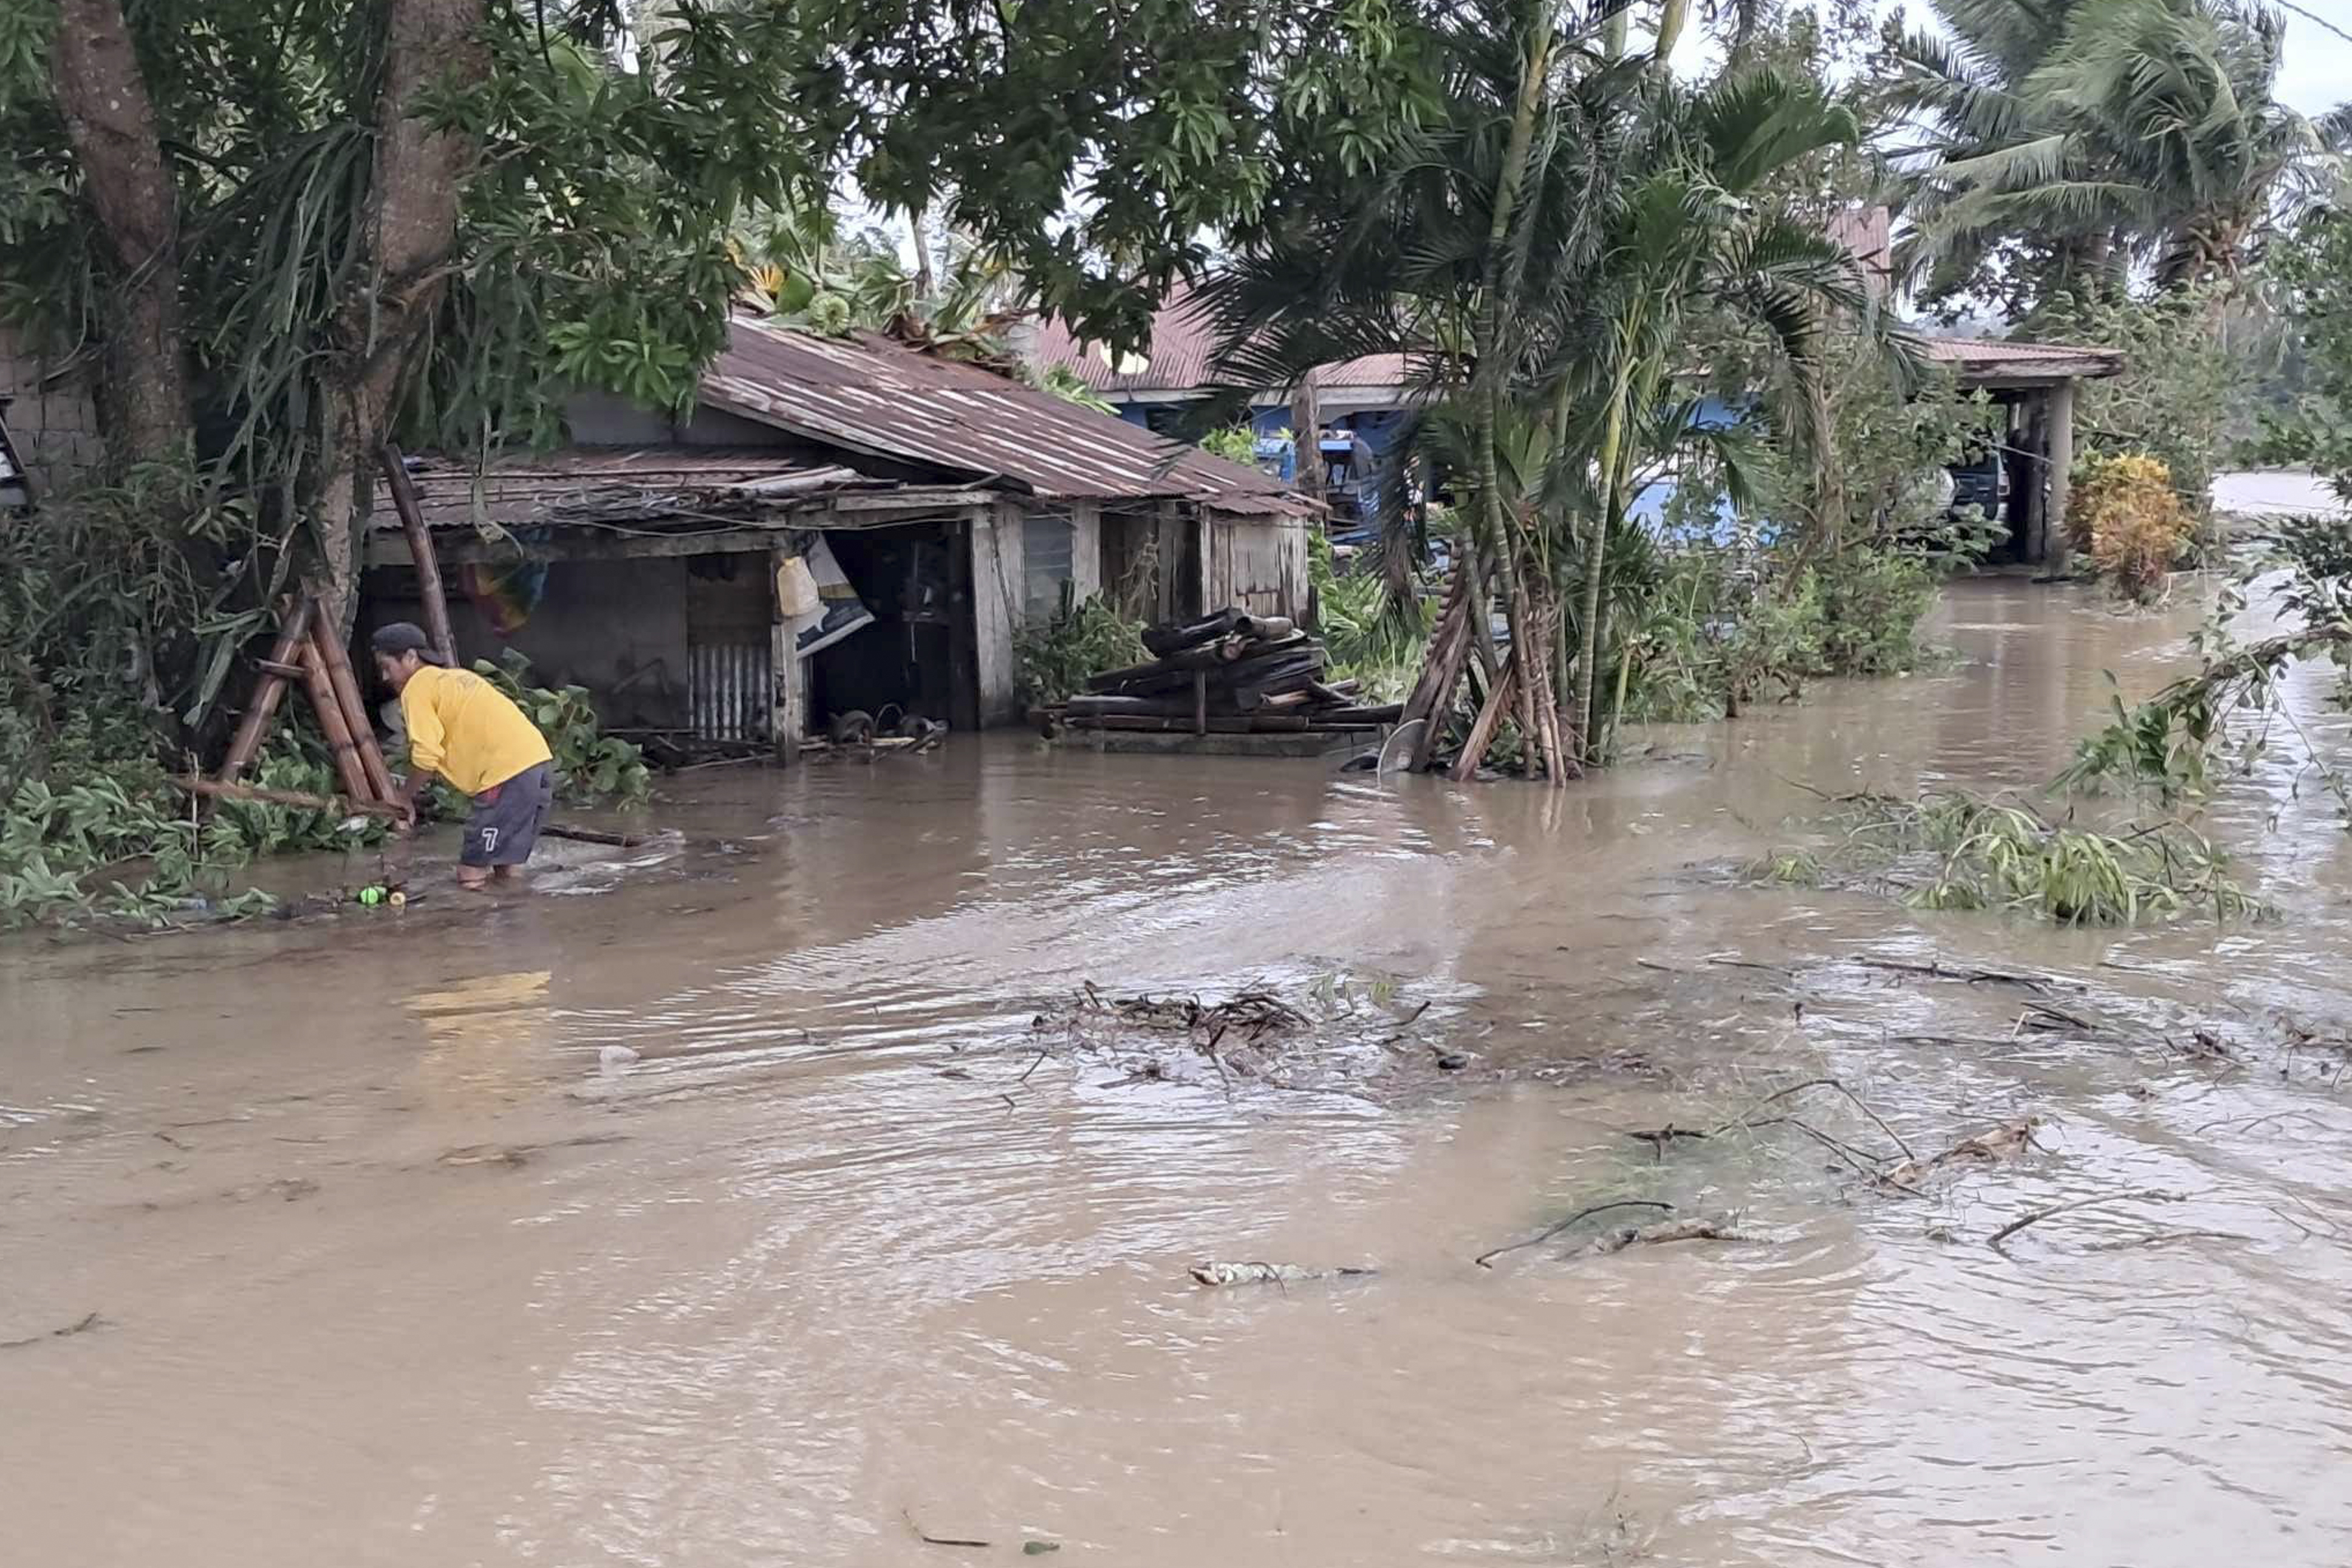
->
(1755, 789), (2262, 927)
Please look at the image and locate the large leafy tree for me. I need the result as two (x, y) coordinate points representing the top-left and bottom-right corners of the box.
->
(0, 0), (1426, 630)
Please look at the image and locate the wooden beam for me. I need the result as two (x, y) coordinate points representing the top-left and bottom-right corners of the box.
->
(365, 525), (786, 569)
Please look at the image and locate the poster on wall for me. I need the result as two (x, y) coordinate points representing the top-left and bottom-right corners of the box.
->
(788, 536), (875, 657)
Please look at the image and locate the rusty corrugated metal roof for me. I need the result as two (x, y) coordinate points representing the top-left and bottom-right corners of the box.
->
(1924, 338), (2125, 384)
(700, 320), (1314, 513)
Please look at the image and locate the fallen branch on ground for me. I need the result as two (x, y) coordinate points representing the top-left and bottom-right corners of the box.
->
(903, 1508), (991, 1549)
(1884, 1116), (2045, 1191)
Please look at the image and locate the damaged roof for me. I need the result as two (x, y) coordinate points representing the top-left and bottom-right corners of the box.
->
(700, 319), (1316, 513)
(1924, 337), (2125, 386)
(368, 448), (876, 533)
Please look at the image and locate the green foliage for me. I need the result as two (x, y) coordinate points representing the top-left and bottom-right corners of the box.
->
(1027, 364), (1118, 415)
(1014, 593), (1150, 707)
(470, 652), (649, 805)
(1309, 530), (1428, 701)
(1812, 547), (1940, 675)
(2056, 562), (2352, 817)
(0, 733), (369, 932)
(1199, 426), (1263, 466)
(2254, 210), (2352, 504)
(1892, 0), (2330, 313)
(1756, 789), (2261, 927)
(2032, 285), (2241, 523)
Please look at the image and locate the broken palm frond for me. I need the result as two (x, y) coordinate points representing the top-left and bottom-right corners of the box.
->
(1570, 1215), (1751, 1257)
(1188, 1261), (1379, 1287)
(1750, 789), (2263, 926)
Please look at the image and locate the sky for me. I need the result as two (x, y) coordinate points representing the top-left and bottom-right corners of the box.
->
(1888, 0), (2350, 115)
(2271, 3), (2352, 115)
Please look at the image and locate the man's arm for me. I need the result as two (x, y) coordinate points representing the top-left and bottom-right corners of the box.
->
(395, 683), (448, 830)
(391, 764), (437, 831)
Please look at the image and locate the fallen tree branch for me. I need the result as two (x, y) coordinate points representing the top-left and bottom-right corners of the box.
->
(0, 1311), (103, 1350)
(1474, 1200), (1675, 1269)
(903, 1508), (991, 1549)
(1848, 956), (2060, 990)
(1706, 1077), (1915, 1161)
(1571, 1215), (1751, 1258)
(1988, 1188), (2186, 1253)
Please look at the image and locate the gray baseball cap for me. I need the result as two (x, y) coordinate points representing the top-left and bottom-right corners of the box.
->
(369, 622), (448, 664)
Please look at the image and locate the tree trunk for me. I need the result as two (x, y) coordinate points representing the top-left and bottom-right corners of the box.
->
(1290, 368), (1320, 496)
(315, 0), (491, 625)
(908, 203), (935, 298)
(52, 0), (193, 468)
(1806, 366), (1845, 553)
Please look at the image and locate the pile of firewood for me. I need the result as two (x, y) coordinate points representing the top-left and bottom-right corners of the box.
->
(1047, 608), (1403, 736)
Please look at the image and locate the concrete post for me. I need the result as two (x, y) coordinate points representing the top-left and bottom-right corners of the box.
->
(768, 544), (802, 763)
(2020, 392), (2048, 565)
(2045, 379), (2076, 574)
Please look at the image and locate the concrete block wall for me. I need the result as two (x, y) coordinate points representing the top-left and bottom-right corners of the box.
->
(0, 323), (102, 497)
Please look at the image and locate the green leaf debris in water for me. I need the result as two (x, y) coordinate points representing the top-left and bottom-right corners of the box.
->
(1024, 1544), (1062, 1556)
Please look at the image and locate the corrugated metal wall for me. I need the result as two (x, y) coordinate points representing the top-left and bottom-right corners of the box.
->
(688, 641), (773, 741)
(686, 553), (774, 741)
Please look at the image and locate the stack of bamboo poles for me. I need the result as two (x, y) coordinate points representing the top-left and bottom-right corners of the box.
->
(1394, 568), (1577, 785)
(175, 588), (400, 817)
(176, 445), (457, 821)
(1050, 608), (1404, 737)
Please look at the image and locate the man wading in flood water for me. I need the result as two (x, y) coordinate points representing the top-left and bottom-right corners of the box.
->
(371, 623), (555, 890)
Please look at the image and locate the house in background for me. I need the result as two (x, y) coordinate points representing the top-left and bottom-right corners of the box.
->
(361, 318), (1316, 752)
(1027, 282), (1432, 525)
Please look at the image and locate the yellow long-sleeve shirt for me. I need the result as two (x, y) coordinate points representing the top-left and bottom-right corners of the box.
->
(398, 666), (552, 796)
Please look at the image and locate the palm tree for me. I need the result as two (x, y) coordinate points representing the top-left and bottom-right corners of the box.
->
(1893, 0), (2328, 309)
(1198, 3), (1876, 769)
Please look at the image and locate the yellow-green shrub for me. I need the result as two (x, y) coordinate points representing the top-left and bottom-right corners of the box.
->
(2071, 453), (2193, 602)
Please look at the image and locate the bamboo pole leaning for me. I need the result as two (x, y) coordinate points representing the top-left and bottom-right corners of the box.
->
(310, 619), (397, 803)
(218, 596), (315, 782)
(297, 636), (375, 805)
(380, 443), (456, 666)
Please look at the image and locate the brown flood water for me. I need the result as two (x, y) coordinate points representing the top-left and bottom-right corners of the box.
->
(7, 576), (2352, 1567)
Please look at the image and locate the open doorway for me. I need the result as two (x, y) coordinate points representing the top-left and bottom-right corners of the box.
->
(805, 522), (971, 734)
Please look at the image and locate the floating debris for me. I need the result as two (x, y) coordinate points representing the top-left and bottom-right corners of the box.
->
(1189, 1261), (1378, 1288)
(1570, 1215), (1752, 1258)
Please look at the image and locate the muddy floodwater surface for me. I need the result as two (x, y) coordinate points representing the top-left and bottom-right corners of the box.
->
(7, 577), (2352, 1566)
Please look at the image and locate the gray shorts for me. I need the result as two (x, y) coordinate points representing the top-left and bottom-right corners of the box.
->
(462, 762), (554, 867)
